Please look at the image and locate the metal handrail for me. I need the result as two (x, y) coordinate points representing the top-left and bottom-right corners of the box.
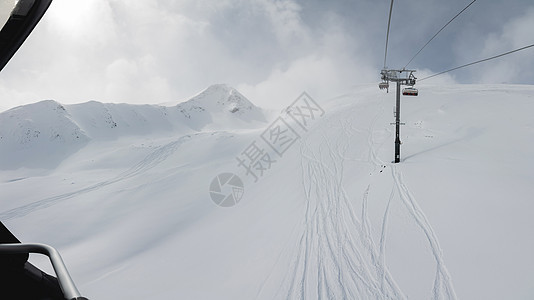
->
(0, 243), (87, 300)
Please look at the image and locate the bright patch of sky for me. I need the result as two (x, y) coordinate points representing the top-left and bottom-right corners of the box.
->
(0, 0), (533, 111)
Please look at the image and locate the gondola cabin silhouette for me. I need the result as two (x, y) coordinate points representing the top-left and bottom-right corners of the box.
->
(402, 87), (418, 96)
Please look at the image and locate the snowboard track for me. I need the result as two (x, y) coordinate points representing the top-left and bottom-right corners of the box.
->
(273, 98), (456, 299)
(0, 134), (195, 221)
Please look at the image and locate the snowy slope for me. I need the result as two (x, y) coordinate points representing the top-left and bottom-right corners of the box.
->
(1, 84), (534, 300)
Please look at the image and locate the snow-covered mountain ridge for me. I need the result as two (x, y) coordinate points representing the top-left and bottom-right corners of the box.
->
(0, 84), (269, 169)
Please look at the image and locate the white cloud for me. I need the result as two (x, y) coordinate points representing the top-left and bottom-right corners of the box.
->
(0, 0), (533, 112)
(46, 0), (118, 45)
(104, 56), (172, 103)
(475, 7), (534, 83)
(238, 55), (343, 109)
(416, 68), (457, 85)
(257, 0), (309, 46)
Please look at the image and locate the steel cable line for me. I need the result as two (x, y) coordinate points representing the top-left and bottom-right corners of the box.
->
(383, 0), (395, 68)
(404, 0), (477, 69)
(419, 43), (534, 81)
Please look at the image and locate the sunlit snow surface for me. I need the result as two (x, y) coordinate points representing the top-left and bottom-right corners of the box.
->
(1, 84), (534, 299)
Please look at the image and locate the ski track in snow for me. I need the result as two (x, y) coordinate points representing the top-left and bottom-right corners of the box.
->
(273, 105), (406, 300)
(391, 165), (457, 300)
(0, 134), (194, 221)
(272, 97), (456, 299)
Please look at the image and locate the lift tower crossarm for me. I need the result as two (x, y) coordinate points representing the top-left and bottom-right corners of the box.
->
(381, 69), (416, 85)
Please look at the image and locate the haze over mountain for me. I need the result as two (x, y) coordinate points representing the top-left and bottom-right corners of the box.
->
(1, 83), (533, 300)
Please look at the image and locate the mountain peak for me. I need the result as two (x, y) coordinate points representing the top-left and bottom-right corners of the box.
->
(180, 84), (259, 114)
(203, 83), (234, 94)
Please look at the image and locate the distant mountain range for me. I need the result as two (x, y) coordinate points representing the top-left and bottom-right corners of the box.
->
(0, 84), (269, 169)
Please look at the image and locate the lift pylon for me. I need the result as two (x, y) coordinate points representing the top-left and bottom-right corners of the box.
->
(379, 69), (417, 163)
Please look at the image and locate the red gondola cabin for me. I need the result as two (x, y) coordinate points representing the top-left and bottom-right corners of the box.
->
(402, 87), (418, 96)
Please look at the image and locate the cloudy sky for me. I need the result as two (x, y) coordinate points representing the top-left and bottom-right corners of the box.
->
(0, 0), (533, 111)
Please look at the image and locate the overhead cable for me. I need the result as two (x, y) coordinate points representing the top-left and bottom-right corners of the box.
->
(383, 0), (395, 68)
(419, 43), (534, 81)
(404, 0), (477, 69)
